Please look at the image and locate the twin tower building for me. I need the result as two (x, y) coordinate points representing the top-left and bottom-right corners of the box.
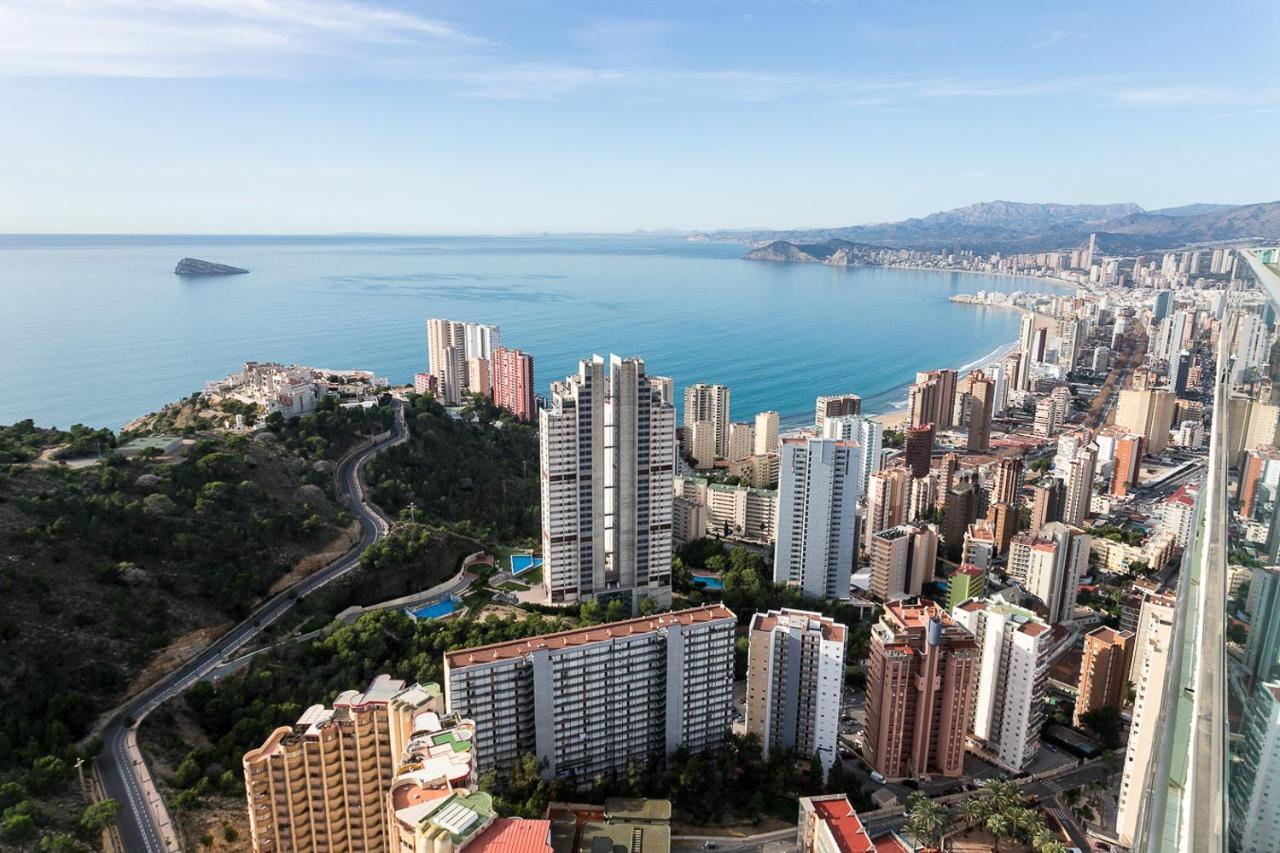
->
(539, 354), (864, 611)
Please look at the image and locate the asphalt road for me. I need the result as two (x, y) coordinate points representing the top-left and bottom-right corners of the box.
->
(96, 405), (408, 852)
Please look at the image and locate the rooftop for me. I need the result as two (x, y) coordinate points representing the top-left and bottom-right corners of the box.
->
(445, 605), (735, 668)
(750, 608), (847, 643)
(470, 819), (554, 853)
(807, 796), (875, 853)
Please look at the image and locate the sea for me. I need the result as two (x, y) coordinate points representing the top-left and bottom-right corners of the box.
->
(0, 235), (1065, 431)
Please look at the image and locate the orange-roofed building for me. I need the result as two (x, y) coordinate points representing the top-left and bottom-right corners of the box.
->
(798, 795), (875, 853)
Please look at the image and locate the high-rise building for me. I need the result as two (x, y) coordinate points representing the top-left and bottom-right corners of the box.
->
(962, 521), (995, 569)
(1074, 626), (1135, 727)
(1228, 682), (1280, 853)
(491, 347), (536, 421)
(904, 424), (934, 478)
(1033, 396), (1058, 437)
(1058, 318), (1083, 369)
(1110, 434), (1144, 497)
(1115, 388), (1177, 454)
(428, 318), (500, 404)
(684, 383), (732, 459)
(467, 356), (491, 399)
(726, 422), (755, 462)
(754, 411), (780, 456)
(986, 501), (1018, 555)
(864, 601), (978, 779)
(747, 609), (848, 771)
(815, 394), (861, 432)
(1030, 480), (1062, 531)
(1009, 522), (1090, 624)
(650, 375), (674, 406)
(943, 475), (979, 562)
(1016, 313), (1042, 392)
(774, 438), (861, 599)
(967, 374), (996, 452)
(243, 675), (441, 852)
(1116, 592), (1175, 846)
(953, 599), (1051, 771)
(910, 369), (957, 431)
(869, 524), (938, 601)
(797, 796), (875, 853)
(685, 420), (717, 469)
(444, 605), (735, 778)
(540, 355), (675, 609)
(1245, 566), (1280, 687)
(823, 414), (883, 497)
(865, 467), (909, 538)
(947, 563), (988, 612)
(1151, 289), (1173, 322)
(1062, 443), (1098, 527)
(989, 456), (1023, 506)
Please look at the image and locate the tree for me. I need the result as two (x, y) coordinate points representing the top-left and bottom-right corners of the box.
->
(80, 798), (120, 833)
(1080, 705), (1124, 749)
(903, 791), (946, 848)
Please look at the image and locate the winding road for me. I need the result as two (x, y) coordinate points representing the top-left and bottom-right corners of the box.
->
(96, 403), (408, 852)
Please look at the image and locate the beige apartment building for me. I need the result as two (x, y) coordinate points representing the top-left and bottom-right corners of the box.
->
(746, 609), (847, 772)
(1074, 626), (1135, 727)
(243, 675), (445, 853)
(675, 475), (778, 543)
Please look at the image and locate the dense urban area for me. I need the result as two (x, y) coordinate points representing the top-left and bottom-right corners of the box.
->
(3, 239), (1280, 853)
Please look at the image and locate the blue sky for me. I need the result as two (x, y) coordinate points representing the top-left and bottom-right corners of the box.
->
(1, 0), (1278, 234)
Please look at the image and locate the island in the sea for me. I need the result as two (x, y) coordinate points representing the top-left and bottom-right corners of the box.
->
(174, 257), (249, 276)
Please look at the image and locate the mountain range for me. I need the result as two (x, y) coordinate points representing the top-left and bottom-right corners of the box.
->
(709, 199), (1280, 256)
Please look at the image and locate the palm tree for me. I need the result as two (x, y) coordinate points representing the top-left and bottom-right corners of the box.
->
(984, 811), (1012, 852)
(903, 792), (946, 849)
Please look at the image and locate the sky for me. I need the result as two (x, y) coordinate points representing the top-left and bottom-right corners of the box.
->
(1, 0), (1278, 234)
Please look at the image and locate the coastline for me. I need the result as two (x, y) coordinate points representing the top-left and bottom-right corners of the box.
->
(876, 262), (1080, 292)
(867, 338), (1020, 431)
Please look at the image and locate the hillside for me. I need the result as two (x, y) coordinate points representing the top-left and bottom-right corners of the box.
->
(0, 399), (394, 847)
(714, 199), (1280, 254)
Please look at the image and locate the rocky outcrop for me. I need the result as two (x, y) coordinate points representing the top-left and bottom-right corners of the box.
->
(743, 241), (820, 262)
(174, 258), (249, 276)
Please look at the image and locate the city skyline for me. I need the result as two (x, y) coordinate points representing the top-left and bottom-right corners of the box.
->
(2, 0), (1279, 233)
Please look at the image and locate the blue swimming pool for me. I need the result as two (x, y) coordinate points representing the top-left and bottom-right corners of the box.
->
(511, 554), (543, 575)
(408, 599), (458, 620)
(692, 574), (723, 590)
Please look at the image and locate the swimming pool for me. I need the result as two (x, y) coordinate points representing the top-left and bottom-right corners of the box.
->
(511, 554), (543, 575)
(692, 574), (723, 590)
(408, 599), (458, 620)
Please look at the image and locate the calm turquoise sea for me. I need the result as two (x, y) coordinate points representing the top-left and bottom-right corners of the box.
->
(0, 235), (1061, 431)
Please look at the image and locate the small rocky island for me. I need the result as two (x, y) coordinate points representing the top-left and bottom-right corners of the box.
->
(174, 257), (249, 276)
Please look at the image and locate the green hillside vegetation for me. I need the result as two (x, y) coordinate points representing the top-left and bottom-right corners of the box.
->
(0, 402), (390, 847)
(366, 394), (539, 542)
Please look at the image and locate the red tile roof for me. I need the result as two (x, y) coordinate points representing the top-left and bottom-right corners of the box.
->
(811, 799), (875, 853)
(469, 818), (553, 853)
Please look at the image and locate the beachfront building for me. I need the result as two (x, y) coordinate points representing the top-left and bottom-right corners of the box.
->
(684, 383), (732, 459)
(814, 394), (861, 432)
(428, 318), (500, 405)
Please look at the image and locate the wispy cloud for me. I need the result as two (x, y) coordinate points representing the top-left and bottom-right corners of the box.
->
(1031, 29), (1085, 51)
(0, 0), (482, 77)
(1113, 84), (1280, 109)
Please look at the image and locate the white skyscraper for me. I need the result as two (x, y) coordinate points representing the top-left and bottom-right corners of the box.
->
(1229, 682), (1280, 853)
(1116, 592), (1175, 847)
(540, 355), (675, 610)
(1016, 313), (1040, 391)
(1062, 443), (1098, 527)
(953, 599), (1051, 771)
(822, 414), (884, 498)
(684, 383), (732, 458)
(1154, 310), (1190, 363)
(1012, 522), (1090, 624)
(1230, 312), (1272, 384)
(774, 437), (861, 599)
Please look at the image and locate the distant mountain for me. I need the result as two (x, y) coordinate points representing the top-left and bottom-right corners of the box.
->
(712, 199), (1280, 255)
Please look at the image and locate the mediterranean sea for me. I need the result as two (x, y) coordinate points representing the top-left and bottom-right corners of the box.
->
(0, 235), (1063, 431)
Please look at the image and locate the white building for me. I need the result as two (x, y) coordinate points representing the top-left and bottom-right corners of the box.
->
(540, 355), (675, 610)
(953, 599), (1051, 771)
(822, 414), (884, 498)
(774, 438), (861, 599)
(1161, 485), (1198, 548)
(726, 421), (755, 462)
(675, 476), (778, 544)
(1230, 683), (1280, 852)
(444, 605), (735, 779)
(746, 609), (847, 772)
(1116, 592), (1176, 846)
(1008, 522), (1090, 625)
